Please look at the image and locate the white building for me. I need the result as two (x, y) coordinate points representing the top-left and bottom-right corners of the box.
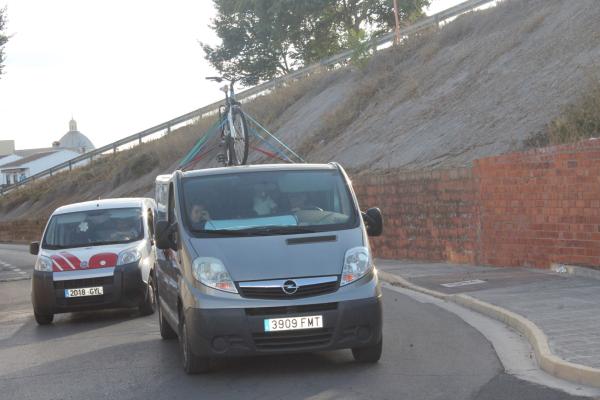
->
(53, 119), (95, 153)
(0, 154), (23, 185)
(0, 149), (81, 185)
(1, 119), (95, 187)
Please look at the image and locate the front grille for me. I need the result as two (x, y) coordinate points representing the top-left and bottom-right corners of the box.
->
(239, 280), (339, 299)
(245, 302), (338, 317)
(54, 276), (113, 290)
(253, 328), (333, 350)
(56, 295), (107, 307)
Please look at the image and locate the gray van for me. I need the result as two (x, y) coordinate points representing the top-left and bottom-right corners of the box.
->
(153, 163), (383, 373)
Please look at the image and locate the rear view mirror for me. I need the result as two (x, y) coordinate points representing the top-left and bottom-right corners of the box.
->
(155, 220), (178, 251)
(29, 241), (40, 255)
(362, 207), (383, 237)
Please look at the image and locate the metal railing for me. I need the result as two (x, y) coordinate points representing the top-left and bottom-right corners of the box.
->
(0, 0), (494, 196)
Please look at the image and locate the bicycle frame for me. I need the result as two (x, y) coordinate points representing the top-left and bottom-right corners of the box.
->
(207, 75), (249, 166)
(221, 80), (239, 141)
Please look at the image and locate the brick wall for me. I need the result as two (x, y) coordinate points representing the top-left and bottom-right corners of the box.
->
(474, 139), (600, 268)
(352, 168), (477, 264)
(353, 139), (600, 269)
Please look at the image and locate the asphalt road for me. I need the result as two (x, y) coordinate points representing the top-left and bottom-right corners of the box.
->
(0, 244), (591, 400)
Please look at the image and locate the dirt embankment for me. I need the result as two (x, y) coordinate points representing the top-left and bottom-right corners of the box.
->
(1, 0), (599, 223)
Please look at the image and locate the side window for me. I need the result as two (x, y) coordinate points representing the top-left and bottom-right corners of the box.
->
(147, 208), (154, 237)
(168, 183), (176, 224)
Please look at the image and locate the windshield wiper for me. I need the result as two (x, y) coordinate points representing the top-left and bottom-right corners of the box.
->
(194, 229), (253, 236)
(195, 226), (316, 236)
(235, 226), (316, 236)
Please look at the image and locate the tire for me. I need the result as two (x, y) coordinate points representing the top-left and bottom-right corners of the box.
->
(157, 290), (177, 340)
(352, 339), (382, 363)
(139, 274), (156, 316)
(226, 109), (249, 166)
(34, 311), (54, 325)
(180, 317), (210, 374)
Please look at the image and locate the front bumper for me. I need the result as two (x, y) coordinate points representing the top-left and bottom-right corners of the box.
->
(31, 261), (146, 315)
(184, 294), (382, 358)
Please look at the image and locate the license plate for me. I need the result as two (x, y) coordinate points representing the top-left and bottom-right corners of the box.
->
(264, 315), (323, 332)
(64, 287), (104, 298)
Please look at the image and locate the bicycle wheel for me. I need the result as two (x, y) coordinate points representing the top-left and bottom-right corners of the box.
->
(226, 108), (249, 166)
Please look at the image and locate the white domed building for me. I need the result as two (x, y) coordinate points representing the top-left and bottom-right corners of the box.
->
(53, 119), (95, 154)
(0, 119), (94, 186)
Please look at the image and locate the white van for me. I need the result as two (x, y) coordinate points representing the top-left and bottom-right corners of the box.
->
(30, 198), (157, 324)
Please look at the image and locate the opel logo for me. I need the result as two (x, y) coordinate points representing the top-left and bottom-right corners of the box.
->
(282, 280), (298, 295)
(80, 261), (89, 269)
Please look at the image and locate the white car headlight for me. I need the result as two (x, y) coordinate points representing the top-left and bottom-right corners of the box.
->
(35, 255), (53, 272)
(192, 257), (237, 293)
(117, 247), (142, 266)
(341, 246), (372, 286)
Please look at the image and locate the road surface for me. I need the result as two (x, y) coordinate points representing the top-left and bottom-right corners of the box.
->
(0, 244), (592, 400)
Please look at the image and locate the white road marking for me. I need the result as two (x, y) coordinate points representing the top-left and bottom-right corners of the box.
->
(0, 258), (29, 278)
(441, 279), (486, 288)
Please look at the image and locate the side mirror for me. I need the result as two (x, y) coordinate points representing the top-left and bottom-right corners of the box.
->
(155, 220), (178, 251)
(30, 241), (40, 255)
(362, 207), (383, 237)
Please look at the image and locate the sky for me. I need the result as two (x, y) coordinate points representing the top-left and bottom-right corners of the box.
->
(0, 0), (463, 151)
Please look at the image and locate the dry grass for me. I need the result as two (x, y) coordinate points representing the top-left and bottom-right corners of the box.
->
(524, 73), (600, 148)
(244, 71), (328, 130)
(547, 74), (600, 144)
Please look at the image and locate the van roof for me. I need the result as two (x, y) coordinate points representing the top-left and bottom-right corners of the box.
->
(52, 198), (153, 215)
(181, 163), (338, 179)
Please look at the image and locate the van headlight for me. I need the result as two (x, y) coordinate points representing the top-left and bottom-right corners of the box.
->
(35, 256), (53, 272)
(341, 247), (372, 286)
(117, 247), (142, 265)
(192, 257), (238, 293)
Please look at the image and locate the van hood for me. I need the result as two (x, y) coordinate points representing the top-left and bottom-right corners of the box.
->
(187, 229), (364, 282)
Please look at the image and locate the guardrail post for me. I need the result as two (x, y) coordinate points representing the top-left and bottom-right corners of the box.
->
(167, 125), (171, 134)
(69, 161), (72, 171)
(138, 133), (142, 145)
(49, 169), (53, 177)
(113, 145), (117, 154)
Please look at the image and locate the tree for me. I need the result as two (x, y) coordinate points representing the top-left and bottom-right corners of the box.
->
(0, 7), (8, 78)
(202, 0), (430, 85)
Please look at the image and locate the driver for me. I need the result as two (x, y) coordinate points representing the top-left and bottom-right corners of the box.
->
(190, 203), (211, 224)
(110, 219), (139, 241)
(289, 192), (320, 212)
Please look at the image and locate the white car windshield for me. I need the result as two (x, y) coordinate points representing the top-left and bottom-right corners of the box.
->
(43, 207), (143, 249)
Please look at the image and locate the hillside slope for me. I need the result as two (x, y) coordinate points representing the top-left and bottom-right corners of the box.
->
(1, 0), (599, 221)
(270, 0), (600, 170)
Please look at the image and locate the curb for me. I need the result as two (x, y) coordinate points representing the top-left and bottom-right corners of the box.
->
(378, 270), (600, 389)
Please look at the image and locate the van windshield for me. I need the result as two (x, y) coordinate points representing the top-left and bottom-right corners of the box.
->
(182, 169), (358, 236)
(43, 207), (144, 249)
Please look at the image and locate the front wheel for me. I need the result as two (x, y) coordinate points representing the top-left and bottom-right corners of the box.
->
(34, 311), (54, 325)
(352, 339), (382, 363)
(180, 317), (210, 374)
(138, 274), (156, 316)
(225, 109), (249, 166)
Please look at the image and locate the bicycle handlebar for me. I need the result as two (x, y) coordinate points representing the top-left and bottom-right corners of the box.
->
(205, 76), (224, 83)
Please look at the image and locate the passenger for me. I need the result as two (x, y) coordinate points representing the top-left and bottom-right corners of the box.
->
(253, 183), (277, 216)
(289, 192), (321, 212)
(110, 219), (139, 241)
(190, 203), (211, 224)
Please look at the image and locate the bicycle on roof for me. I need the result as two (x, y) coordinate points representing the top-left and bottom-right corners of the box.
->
(206, 76), (249, 166)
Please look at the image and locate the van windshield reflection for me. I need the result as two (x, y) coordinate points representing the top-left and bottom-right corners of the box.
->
(182, 170), (357, 236)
